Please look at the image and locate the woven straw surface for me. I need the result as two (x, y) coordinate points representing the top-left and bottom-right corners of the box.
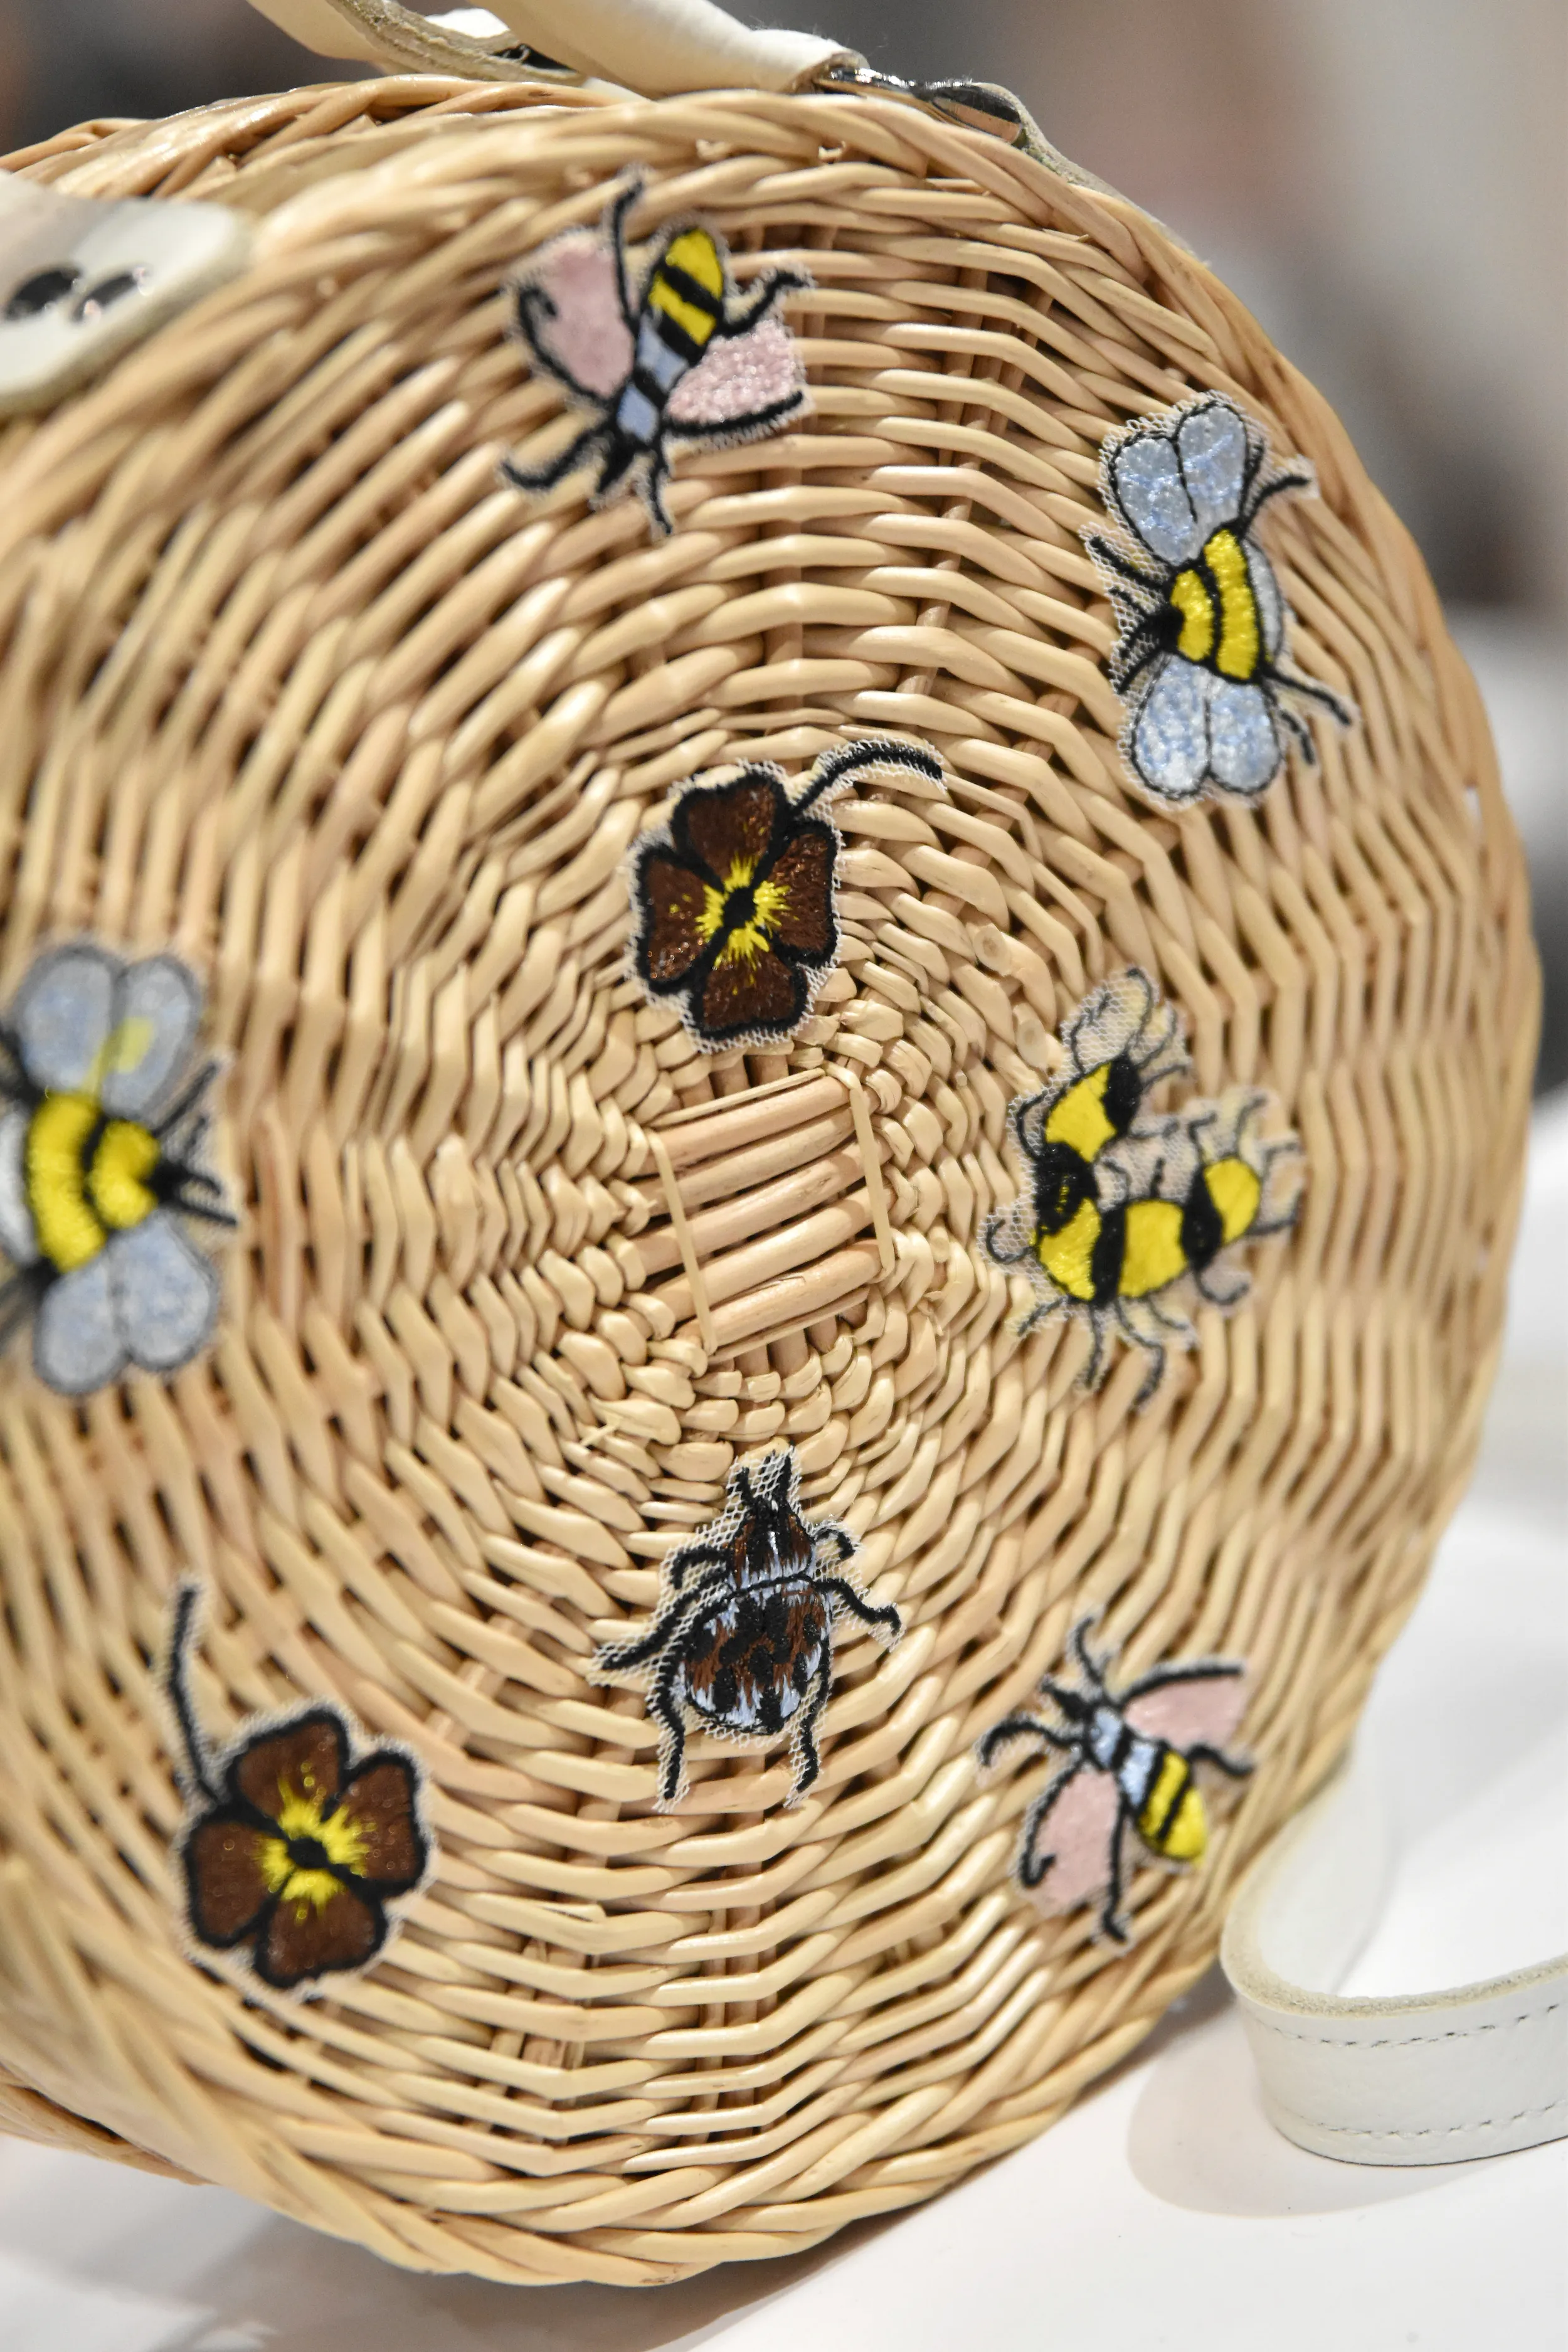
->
(0, 77), (1537, 2285)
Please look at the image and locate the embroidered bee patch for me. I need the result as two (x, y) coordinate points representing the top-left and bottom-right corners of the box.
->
(983, 972), (1302, 1402)
(1084, 391), (1356, 805)
(590, 1448), (903, 1809)
(978, 1618), (1252, 1944)
(629, 738), (945, 1052)
(0, 944), (233, 1395)
(502, 177), (812, 538)
(166, 1584), (432, 1994)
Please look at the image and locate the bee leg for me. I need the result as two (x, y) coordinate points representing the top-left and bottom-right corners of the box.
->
(722, 264), (813, 336)
(649, 1650), (690, 1808)
(1016, 1762), (1083, 1890)
(637, 447), (674, 539)
(501, 421), (607, 495)
(1194, 1267), (1249, 1310)
(1187, 1741), (1254, 1781)
(975, 1711), (1064, 1773)
(1237, 464), (1316, 532)
(982, 1208), (1033, 1267)
(1082, 531), (1161, 599)
(603, 176), (642, 326)
(784, 1658), (832, 1808)
(1098, 1805), (1133, 1942)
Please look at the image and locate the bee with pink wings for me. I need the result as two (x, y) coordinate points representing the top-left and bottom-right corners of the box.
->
(979, 1618), (1253, 1944)
(501, 177), (812, 538)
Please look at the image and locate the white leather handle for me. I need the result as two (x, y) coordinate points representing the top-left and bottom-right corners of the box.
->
(1221, 1756), (1568, 2165)
(246, 0), (856, 92)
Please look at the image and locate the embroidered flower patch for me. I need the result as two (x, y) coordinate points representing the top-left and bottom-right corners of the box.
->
(501, 177), (812, 538)
(977, 1617), (1251, 1943)
(1083, 391), (1356, 805)
(982, 972), (1302, 1402)
(590, 1448), (903, 1809)
(0, 944), (233, 1395)
(166, 1584), (431, 1994)
(630, 738), (944, 1051)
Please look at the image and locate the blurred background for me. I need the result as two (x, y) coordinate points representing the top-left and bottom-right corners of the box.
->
(0, 0), (1562, 1085)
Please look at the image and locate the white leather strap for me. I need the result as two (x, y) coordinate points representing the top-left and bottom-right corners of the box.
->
(245, 0), (856, 92)
(1221, 1757), (1568, 2164)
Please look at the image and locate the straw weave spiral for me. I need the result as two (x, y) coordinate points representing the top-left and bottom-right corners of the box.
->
(0, 75), (1536, 2284)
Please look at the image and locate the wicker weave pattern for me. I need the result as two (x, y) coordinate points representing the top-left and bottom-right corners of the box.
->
(0, 78), (1536, 2284)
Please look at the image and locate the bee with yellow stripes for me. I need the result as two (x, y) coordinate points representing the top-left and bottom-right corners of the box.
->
(502, 177), (812, 539)
(977, 1617), (1252, 1944)
(1004, 967), (1188, 1259)
(0, 944), (233, 1395)
(986, 1072), (1303, 1405)
(1084, 391), (1356, 805)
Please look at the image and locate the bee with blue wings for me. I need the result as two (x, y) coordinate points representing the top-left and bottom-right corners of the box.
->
(1084, 391), (1357, 807)
(0, 943), (233, 1395)
(502, 179), (812, 539)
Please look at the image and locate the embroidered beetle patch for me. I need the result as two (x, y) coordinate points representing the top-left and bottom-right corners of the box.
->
(590, 1448), (903, 1809)
(629, 738), (944, 1052)
(982, 970), (1303, 1402)
(0, 944), (233, 1394)
(1084, 391), (1356, 805)
(502, 177), (812, 538)
(978, 1616), (1251, 1942)
(166, 1583), (432, 1994)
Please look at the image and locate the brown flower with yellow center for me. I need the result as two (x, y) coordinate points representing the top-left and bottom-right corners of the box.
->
(167, 1585), (430, 1993)
(630, 739), (944, 1050)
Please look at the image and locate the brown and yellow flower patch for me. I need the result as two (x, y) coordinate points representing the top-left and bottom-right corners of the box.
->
(629, 739), (943, 1051)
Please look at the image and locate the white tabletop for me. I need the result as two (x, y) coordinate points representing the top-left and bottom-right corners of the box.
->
(3, 1101), (1564, 2352)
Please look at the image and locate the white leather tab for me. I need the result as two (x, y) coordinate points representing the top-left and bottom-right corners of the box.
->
(245, 0), (853, 90)
(0, 177), (250, 416)
(1222, 1759), (1568, 2164)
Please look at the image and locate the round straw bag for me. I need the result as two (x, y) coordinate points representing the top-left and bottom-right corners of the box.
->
(0, 4), (1537, 2287)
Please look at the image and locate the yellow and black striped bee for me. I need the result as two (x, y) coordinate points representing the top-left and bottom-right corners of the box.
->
(502, 178), (812, 538)
(0, 945), (233, 1395)
(977, 1616), (1252, 1943)
(590, 1448), (902, 1809)
(1084, 391), (1356, 805)
(986, 1081), (1301, 1404)
(1006, 968), (1187, 1251)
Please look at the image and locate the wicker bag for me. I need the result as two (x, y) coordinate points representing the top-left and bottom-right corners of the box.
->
(0, 0), (1536, 2287)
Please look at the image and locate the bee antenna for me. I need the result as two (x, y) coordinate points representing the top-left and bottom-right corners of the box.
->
(1069, 1616), (1107, 1691)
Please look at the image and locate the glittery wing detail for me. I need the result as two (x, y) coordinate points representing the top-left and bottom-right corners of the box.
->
(9, 943), (118, 1094)
(513, 232), (633, 401)
(1207, 679), (1283, 798)
(1124, 1668), (1249, 1752)
(1127, 658), (1214, 803)
(665, 317), (805, 431)
(101, 955), (203, 1119)
(1019, 1763), (1121, 1910)
(111, 1212), (220, 1374)
(33, 1255), (124, 1394)
(1173, 396), (1253, 539)
(1105, 426), (1204, 566)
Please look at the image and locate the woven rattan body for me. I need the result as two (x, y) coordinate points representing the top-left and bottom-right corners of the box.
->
(0, 77), (1536, 2284)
